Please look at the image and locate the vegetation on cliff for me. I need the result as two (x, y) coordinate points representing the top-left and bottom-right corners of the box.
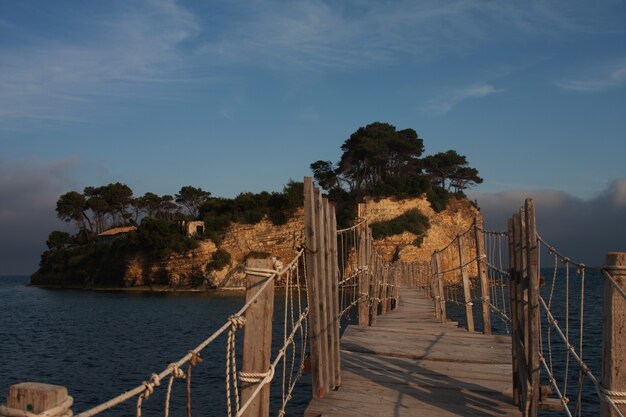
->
(311, 121), (482, 230)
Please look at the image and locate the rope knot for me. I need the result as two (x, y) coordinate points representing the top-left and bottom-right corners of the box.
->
(168, 363), (186, 379)
(239, 364), (275, 385)
(189, 351), (203, 367)
(140, 374), (161, 399)
(229, 314), (246, 329)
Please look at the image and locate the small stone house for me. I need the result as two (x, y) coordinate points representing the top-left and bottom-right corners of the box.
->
(180, 220), (205, 237)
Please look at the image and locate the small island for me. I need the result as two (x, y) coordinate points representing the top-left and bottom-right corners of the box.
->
(32, 122), (483, 290)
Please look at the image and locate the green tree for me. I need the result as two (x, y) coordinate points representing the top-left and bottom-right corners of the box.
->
(56, 191), (93, 233)
(423, 150), (482, 193)
(312, 122), (425, 198)
(46, 231), (71, 249)
(175, 186), (211, 218)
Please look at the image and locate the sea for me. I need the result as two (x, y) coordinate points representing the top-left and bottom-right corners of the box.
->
(1, 269), (606, 417)
(0, 276), (312, 417)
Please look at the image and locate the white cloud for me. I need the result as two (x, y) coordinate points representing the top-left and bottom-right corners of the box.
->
(427, 84), (502, 114)
(557, 60), (626, 92)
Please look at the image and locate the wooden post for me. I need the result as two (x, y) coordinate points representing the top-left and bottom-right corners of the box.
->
(381, 265), (389, 314)
(435, 252), (447, 322)
(513, 211), (530, 413)
(357, 203), (369, 326)
(458, 234), (475, 332)
(321, 198), (336, 391)
(314, 188), (331, 395)
(329, 203), (341, 388)
(303, 177), (326, 398)
(601, 252), (626, 417)
(508, 218), (520, 406)
(241, 258), (275, 417)
(524, 199), (540, 417)
(4, 383), (71, 417)
(474, 217), (492, 335)
(432, 253), (441, 319)
(370, 251), (380, 324)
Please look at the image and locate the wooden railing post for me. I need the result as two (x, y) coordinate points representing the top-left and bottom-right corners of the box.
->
(241, 258), (275, 417)
(328, 203), (341, 388)
(601, 252), (626, 417)
(508, 218), (520, 406)
(321, 197), (337, 391)
(381, 265), (390, 314)
(432, 253), (441, 319)
(370, 251), (380, 324)
(435, 252), (447, 322)
(357, 203), (370, 326)
(458, 234), (475, 332)
(524, 199), (540, 417)
(474, 217), (492, 335)
(2, 383), (72, 417)
(513, 211), (530, 414)
(303, 177), (327, 398)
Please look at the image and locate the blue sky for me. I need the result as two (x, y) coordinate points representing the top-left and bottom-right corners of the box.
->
(1, 0), (625, 274)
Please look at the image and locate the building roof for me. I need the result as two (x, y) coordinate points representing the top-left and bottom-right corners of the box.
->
(97, 226), (137, 237)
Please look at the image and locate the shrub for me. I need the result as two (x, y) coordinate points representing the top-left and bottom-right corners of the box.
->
(371, 209), (430, 246)
(207, 249), (231, 272)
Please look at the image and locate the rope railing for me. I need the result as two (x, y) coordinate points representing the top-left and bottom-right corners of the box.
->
(428, 215), (509, 335)
(64, 249), (309, 417)
(535, 236), (625, 417)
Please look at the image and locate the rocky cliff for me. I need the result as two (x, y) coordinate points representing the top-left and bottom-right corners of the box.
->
(366, 196), (480, 263)
(32, 195), (480, 289)
(120, 196), (480, 289)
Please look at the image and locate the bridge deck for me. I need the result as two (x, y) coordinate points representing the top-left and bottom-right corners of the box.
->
(304, 288), (521, 417)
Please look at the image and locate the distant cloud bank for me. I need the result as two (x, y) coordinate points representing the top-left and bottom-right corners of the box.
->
(472, 179), (626, 266)
(0, 158), (77, 275)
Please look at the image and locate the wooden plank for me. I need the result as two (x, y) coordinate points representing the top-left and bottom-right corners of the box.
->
(305, 287), (520, 417)
(322, 197), (336, 391)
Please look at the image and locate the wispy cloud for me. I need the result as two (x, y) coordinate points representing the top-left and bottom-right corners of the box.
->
(557, 59), (626, 92)
(1, 0), (623, 127)
(196, 1), (585, 71)
(0, 0), (199, 128)
(427, 84), (502, 114)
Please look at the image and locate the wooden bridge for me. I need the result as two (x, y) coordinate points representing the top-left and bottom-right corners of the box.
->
(2, 179), (625, 417)
(305, 287), (519, 417)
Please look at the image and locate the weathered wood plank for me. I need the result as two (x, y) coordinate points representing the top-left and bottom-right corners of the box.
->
(305, 288), (520, 417)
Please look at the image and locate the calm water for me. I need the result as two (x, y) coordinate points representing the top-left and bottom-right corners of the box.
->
(0, 277), (311, 417)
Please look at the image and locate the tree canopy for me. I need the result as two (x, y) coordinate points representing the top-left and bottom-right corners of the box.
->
(310, 121), (482, 215)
